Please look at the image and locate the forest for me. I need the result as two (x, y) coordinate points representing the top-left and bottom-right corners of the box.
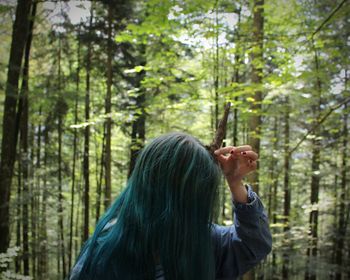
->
(0, 0), (349, 279)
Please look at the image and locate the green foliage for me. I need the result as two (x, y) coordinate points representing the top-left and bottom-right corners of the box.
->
(0, 248), (31, 280)
(0, 0), (349, 279)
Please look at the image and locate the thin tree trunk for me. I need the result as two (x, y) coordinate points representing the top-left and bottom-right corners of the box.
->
(34, 107), (42, 279)
(244, 1), (264, 278)
(305, 41), (322, 280)
(75, 174), (82, 260)
(15, 161), (22, 273)
(29, 125), (37, 278)
(83, 7), (93, 242)
(96, 127), (106, 223)
(232, 6), (241, 148)
(282, 96), (291, 279)
(38, 112), (49, 280)
(0, 0), (32, 253)
(104, 3), (113, 209)
(214, 3), (219, 131)
(69, 25), (81, 271)
(271, 117), (279, 277)
(57, 36), (67, 279)
(247, 0), (264, 194)
(335, 73), (348, 280)
(330, 168), (338, 274)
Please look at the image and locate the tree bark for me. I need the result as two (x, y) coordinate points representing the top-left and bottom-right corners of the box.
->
(270, 117), (279, 277)
(244, 1), (264, 278)
(247, 0), (264, 194)
(38, 109), (49, 280)
(214, 3), (219, 130)
(128, 92), (146, 177)
(104, 3), (113, 209)
(34, 107), (42, 279)
(69, 25), (81, 271)
(83, 6), (93, 242)
(305, 42), (322, 280)
(96, 127), (106, 223)
(0, 0), (32, 253)
(57, 35), (67, 279)
(335, 74), (348, 280)
(282, 96), (291, 279)
(15, 161), (22, 273)
(18, 1), (36, 274)
(232, 7), (241, 148)
(127, 44), (147, 177)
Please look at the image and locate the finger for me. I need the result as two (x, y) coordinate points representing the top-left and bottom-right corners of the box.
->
(247, 159), (257, 170)
(239, 150), (258, 160)
(214, 146), (236, 155)
(232, 145), (252, 153)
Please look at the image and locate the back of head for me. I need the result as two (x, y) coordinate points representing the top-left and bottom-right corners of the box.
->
(76, 132), (221, 280)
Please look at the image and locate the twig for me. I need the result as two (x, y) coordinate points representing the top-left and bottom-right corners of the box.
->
(311, 0), (348, 39)
(288, 97), (350, 156)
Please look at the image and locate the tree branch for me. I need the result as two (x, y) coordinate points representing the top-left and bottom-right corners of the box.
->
(288, 97), (350, 156)
(311, 0), (348, 38)
(207, 102), (231, 153)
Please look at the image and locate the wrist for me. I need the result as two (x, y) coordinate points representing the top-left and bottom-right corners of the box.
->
(225, 174), (244, 189)
(227, 179), (248, 204)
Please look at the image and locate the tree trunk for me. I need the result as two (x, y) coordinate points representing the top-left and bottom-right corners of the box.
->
(18, 2), (36, 274)
(247, 0), (264, 195)
(214, 3), (219, 131)
(83, 6), (93, 242)
(305, 42), (322, 280)
(270, 117), (279, 277)
(334, 74), (348, 280)
(232, 6), (241, 148)
(0, 0), (32, 253)
(57, 36), (67, 279)
(127, 49), (146, 178)
(34, 107), (42, 279)
(38, 111), (49, 280)
(128, 93), (146, 177)
(29, 125), (37, 278)
(282, 96), (291, 279)
(69, 25), (81, 271)
(96, 127), (106, 223)
(15, 161), (22, 273)
(244, 1), (264, 279)
(104, 3), (113, 209)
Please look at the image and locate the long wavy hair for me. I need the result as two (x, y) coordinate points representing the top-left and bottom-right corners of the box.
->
(74, 132), (222, 280)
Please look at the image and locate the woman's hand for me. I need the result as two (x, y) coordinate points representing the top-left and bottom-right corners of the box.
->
(214, 145), (258, 203)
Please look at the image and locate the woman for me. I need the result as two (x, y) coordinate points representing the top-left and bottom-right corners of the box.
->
(70, 132), (272, 280)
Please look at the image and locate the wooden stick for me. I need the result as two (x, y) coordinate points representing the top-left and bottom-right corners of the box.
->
(207, 102), (231, 153)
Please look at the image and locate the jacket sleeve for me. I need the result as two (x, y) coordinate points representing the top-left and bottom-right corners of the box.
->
(212, 185), (272, 279)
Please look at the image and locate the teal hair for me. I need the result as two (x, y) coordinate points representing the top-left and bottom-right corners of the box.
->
(75, 132), (222, 280)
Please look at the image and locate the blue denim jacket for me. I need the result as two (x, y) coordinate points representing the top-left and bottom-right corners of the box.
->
(212, 186), (272, 279)
(70, 186), (272, 280)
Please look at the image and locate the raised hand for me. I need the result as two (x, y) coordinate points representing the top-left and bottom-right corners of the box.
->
(214, 145), (258, 203)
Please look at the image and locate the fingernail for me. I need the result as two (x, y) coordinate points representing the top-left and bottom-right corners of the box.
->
(214, 150), (219, 155)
